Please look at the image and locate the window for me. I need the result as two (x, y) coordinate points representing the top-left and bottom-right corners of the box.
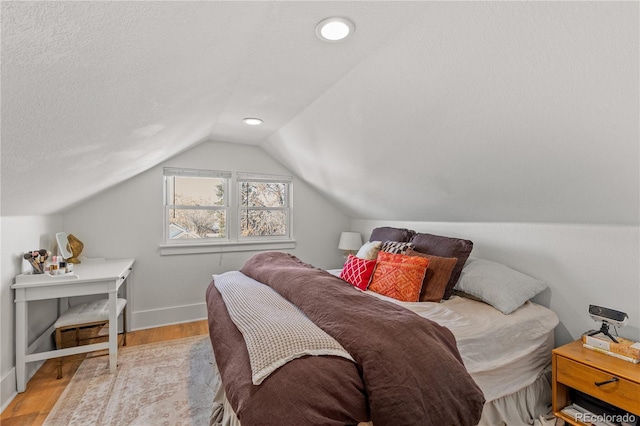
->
(163, 168), (231, 243)
(162, 168), (294, 254)
(238, 173), (292, 239)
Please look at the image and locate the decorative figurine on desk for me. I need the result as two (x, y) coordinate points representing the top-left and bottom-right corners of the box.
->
(55, 232), (84, 264)
(66, 234), (84, 264)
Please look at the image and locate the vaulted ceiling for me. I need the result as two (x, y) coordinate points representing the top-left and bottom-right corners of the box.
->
(2, 1), (638, 224)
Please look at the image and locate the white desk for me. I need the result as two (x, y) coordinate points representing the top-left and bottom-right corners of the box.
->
(12, 258), (134, 392)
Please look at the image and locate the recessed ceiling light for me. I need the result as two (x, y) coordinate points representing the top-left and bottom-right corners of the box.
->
(316, 17), (355, 42)
(243, 118), (263, 126)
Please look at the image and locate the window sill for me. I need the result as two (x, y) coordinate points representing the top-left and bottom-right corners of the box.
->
(159, 240), (296, 256)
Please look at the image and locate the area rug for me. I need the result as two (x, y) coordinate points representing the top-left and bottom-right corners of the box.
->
(44, 335), (218, 426)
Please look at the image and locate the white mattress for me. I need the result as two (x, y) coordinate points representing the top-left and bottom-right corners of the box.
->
(363, 290), (559, 402)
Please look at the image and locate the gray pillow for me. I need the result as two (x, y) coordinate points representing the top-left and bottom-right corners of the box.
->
(369, 227), (415, 243)
(454, 258), (547, 314)
(409, 232), (473, 300)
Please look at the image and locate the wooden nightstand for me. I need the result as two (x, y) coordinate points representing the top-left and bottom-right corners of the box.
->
(552, 340), (640, 425)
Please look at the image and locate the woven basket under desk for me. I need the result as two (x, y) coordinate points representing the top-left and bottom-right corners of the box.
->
(53, 298), (127, 379)
(57, 322), (109, 350)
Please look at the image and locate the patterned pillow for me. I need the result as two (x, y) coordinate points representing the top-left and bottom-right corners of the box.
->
(340, 254), (377, 290)
(381, 241), (415, 255)
(406, 249), (458, 302)
(369, 251), (429, 302)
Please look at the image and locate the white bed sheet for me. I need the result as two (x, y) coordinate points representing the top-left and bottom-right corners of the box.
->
(363, 290), (559, 402)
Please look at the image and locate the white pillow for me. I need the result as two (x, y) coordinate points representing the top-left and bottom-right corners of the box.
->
(356, 241), (382, 260)
(454, 258), (547, 314)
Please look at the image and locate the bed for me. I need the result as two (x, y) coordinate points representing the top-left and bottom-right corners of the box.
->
(206, 229), (559, 426)
(356, 289), (558, 425)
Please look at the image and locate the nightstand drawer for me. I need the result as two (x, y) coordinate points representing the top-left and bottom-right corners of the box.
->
(556, 356), (640, 415)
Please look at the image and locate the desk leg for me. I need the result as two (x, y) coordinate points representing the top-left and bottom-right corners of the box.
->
(108, 291), (117, 373)
(15, 297), (27, 393)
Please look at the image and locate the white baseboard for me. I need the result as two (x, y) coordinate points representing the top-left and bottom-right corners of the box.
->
(1, 368), (17, 413)
(1, 360), (45, 414)
(131, 302), (208, 331)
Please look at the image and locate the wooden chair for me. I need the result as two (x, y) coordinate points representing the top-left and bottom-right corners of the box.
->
(53, 298), (127, 379)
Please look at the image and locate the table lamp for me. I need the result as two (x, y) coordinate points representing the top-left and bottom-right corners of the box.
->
(338, 232), (362, 257)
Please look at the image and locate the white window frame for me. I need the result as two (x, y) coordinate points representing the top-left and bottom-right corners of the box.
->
(162, 167), (231, 245)
(160, 168), (295, 255)
(237, 172), (293, 242)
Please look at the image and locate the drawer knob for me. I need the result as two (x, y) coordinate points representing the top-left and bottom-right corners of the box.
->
(594, 377), (619, 386)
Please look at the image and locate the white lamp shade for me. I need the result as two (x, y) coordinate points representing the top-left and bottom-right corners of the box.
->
(338, 232), (362, 251)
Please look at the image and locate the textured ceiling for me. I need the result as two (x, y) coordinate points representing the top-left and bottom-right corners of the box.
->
(2, 1), (638, 225)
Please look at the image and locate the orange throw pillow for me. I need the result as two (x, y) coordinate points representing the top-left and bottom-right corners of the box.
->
(369, 251), (429, 302)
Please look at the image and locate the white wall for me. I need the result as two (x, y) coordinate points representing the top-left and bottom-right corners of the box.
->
(352, 220), (640, 347)
(62, 141), (350, 330)
(1, 215), (62, 410)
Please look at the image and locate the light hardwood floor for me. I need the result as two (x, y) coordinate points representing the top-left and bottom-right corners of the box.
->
(1, 320), (209, 426)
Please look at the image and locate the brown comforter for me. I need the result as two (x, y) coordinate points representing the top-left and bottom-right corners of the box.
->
(206, 252), (484, 426)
